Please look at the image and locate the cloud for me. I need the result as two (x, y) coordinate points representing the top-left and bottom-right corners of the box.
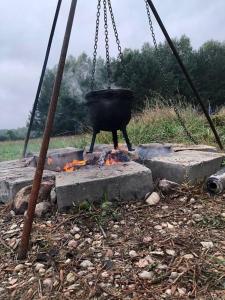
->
(0, 0), (224, 128)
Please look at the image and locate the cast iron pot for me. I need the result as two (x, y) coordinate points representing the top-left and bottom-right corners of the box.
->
(85, 88), (133, 132)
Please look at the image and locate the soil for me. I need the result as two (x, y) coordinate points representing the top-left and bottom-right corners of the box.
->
(1, 185), (225, 299)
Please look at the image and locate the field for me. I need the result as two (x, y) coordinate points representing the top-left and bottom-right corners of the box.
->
(1, 104), (225, 162)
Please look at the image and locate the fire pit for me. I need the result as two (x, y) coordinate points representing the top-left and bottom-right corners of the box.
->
(85, 88), (134, 152)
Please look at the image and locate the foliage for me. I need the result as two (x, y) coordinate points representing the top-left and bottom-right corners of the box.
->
(24, 36), (225, 137)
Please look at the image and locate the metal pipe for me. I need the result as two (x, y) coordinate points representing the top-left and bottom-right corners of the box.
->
(18, 0), (78, 260)
(146, 0), (223, 150)
(22, 0), (62, 158)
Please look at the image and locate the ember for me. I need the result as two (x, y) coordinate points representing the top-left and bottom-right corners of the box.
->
(63, 160), (86, 172)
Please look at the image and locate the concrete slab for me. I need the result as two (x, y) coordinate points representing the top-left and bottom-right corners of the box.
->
(56, 161), (153, 211)
(0, 163), (56, 203)
(143, 150), (225, 184)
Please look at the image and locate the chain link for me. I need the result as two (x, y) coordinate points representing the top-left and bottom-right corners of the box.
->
(144, 0), (197, 144)
(103, 0), (111, 88)
(91, 0), (101, 90)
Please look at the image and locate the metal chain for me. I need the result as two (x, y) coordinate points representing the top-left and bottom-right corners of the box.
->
(103, 0), (111, 88)
(91, 0), (101, 90)
(107, 0), (123, 62)
(144, 0), (197, 144)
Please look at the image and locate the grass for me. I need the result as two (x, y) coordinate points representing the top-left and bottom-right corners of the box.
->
(1, 103), (225, 161)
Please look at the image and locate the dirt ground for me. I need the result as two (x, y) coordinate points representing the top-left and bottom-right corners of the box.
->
(1, 185), (225, 299)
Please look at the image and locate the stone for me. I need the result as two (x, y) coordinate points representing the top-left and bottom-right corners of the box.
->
(138, 271), (154, 280)
(50, 188), (57, 205)
(35, 263), (45, 272)
(192, 214), (203, 222)
(146, 192), (160, 206)
(201, 241), (214, 249)
(80, 260), (93, 268)
(129, 250), (138, 258)
(183, 254), (194, 260)
(70, 226), (80, 235)
(12, 181), (54, 215)
(56, 162), (153, 211)
(166, 249), (176, 256)
(68, 240), (78, 249)
(143, 150), (225, 184)
(14, 264), (24, 272)
(158, 179), (180, 194)
(66, 272), (76, 283)
(35, 202), (51, 217)
(0, 159), (55, 204)
(43, 278), (53, 289)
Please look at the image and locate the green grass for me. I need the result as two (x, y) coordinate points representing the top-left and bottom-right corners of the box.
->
(1, 104), (225, 162)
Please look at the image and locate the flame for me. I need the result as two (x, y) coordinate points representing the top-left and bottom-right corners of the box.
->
(105, 154), (120, 166)
(63, 160), (86, 172)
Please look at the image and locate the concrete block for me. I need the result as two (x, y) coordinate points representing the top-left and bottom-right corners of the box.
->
(143, 150), (225, 184)
(56, 161), (153, 211)
(0, 162), (56, 203)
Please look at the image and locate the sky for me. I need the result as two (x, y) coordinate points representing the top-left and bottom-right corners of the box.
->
(0, 0), (224, 129)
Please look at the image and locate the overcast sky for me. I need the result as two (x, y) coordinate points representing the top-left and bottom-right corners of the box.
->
(0, 0), (224, 129)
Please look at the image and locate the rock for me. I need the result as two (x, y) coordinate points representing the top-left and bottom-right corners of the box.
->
(170, 272), (178, 280)
(35, 202), (51, 217)
(190, 198), (196, 204)
(39, 268), (46, 275)
(13, 181), (54, 215)
(50, 188), (57, 205)
(179, 196), (187, 203)
(143, 236), (152, 243)
(166, 289), (172, 296)
(221, 212), (225, 218)
(70, 226), (80, 235)
(129, 250), (138, 258)
(66, 272), (76, 283)
(154, 225), (162, 230)
(201, 241), (214, 249)
(43, 278), (53, 289)
(68, 240), (78, 249)
(101, 271), (109, 278)
(9, 278), (18, 285)
(138, 271), (154, 280)
(183, 254), (194, 260)
(14, 264), (24, 272)
(35, 263), (45, 272)
(146, 192), (160, 206)
(158, 179), (179, 194)
(192, 214), (203, 222)
(105, 249), (113, 258)
(135, 257), (154, 268)
(166, 249), (176, 256)
(80, 260), (93, 268)
(178, 287), (186, 296)
(74, 234), (81, 240)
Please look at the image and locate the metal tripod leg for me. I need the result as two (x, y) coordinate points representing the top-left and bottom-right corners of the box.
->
(89, 131), (97, 153)
(112, 130), (118, 150)
(121, 127), (134, 151)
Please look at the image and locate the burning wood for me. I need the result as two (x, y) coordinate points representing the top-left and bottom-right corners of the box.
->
(63, 160), (86, 172)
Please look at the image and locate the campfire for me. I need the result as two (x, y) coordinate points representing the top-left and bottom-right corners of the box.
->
(44, 148), (131, 173)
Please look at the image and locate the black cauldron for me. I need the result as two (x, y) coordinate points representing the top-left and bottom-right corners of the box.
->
(85, 88), (134, 152)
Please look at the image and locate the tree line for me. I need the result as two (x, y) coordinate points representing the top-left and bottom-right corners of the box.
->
(3, 35), (225, 140)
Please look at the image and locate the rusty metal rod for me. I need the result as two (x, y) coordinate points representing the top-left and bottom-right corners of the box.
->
(22, 0), (62, 158)
(146, 0), (223, 150)
(18, 0), (78, 260)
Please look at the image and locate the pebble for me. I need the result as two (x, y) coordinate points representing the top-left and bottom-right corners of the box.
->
(179, 196), (187, 203)
(101, 271), (109, 278)
(192, 214), (203, 222)
(14, 264), (24, 272)
(80, 260), (93, 268)
(154, 225), (162, 230)
(9, 278), (18, 285)
(135, 258), (149, 268)
(113, 224), (120, 229)
(183, 254), (194, 260)
(221, 212), (225, 218)
(35, 263), (45, 272)
(74, 234), (81, 240)
(178, 287), (186, 296)
(68, 240), (78, 249)
(166, 249), (176, 256)
(65, 259), (72, 264)
(0, 288), (4, 293)
(146, 192), (160, 206)
(70, 226), (80, 235)
(105, 249), (113, 258)
(166, 289), (172, 295)
(138, 271), (154, 280)
(43, 278), (52, 289)
(162, 206), (169, 210)
(201, 241), (214, 249)
(10, 224), (17, 230)
(110, 234), (118, 239)
(66, 272), (76, 283)
(143, 236), (152, 243)
(190, 198), (196, 204)
(129, 250), (138, 258)
(170, 272), (178, 280)
(39, 268), (46, 275)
